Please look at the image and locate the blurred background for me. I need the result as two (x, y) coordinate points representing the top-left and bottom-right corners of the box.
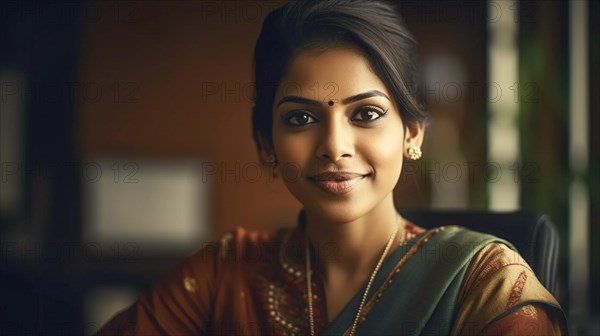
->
(0, 0), (597, 334)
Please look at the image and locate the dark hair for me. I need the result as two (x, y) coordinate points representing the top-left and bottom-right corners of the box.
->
(252, 0), (428, 153)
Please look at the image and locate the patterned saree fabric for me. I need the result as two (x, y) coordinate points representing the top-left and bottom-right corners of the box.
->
(98, 213), (567, 335)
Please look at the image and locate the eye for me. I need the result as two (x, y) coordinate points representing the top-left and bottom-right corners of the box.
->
(283, 111), (318, 126)
(351, 106), (388, 123)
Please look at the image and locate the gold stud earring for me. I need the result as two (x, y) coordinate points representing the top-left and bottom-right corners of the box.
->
(265, 154), (277, 166)
(407, 146), (422, 160)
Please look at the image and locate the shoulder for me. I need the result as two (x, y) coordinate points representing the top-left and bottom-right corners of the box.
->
(451, 242), (564, 335)
(428, 225), (510, 246)
(407, 222), (511, 247)
(184, 226), (293, 268)
(400, 224), (566, 334)
(97, 226), (295, 335)
(219, 226), (291, 248)
(409, 225), (515, 264)
(424, 227), (551, 306)
(149, 226), (293, 289)
(459, 242), (530, 298)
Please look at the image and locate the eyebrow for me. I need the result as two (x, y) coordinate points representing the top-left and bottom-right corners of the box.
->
(276, 90), (391, 108)
(276, 96), (322, 108)
(341, 90), (391, 104)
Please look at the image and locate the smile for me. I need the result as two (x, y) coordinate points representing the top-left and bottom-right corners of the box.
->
(309, 172), (369, 195)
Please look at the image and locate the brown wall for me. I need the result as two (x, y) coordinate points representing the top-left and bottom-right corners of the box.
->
(78, 0), (487, 235)
(79, 0), (300, 236)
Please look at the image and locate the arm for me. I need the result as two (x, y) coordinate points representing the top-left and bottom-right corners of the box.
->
(96, 241), (221, 336)
(480, 303), (563, 335)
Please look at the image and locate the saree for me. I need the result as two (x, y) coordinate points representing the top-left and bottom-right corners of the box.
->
(98, 213), (567, 335)
(321, 226), (566, 335)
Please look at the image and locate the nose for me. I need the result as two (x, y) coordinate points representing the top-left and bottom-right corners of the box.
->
(316, 118), (355, 162)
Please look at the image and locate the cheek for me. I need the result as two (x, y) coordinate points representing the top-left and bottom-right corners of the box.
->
(272, 131), (313, 165)
(361, 127), (405, 172)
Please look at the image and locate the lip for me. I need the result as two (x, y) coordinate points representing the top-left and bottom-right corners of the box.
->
(309, 171), (369, 195)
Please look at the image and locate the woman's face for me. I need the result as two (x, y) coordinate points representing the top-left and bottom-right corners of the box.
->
(271, 48), (420, 222)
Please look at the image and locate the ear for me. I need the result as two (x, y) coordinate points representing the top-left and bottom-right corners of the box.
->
(403, 122), (425, 157)
(257, 132), (276, 165)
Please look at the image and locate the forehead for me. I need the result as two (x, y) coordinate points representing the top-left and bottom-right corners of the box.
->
(276, 48), (390, 100)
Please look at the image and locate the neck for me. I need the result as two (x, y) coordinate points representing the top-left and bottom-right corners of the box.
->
(304, 195), (404, 279)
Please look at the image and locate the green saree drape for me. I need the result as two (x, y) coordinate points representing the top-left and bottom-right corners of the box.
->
(322, 226), (567, 335)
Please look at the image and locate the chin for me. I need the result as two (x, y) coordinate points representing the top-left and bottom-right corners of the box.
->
(302, 198), (374, 224)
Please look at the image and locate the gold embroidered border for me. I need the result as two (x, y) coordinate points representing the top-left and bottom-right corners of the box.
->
(506, 270), (528, 309)
(516, 304), (539, 320)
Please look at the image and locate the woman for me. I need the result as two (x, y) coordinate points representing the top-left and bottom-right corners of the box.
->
(99, 0), (567, 335)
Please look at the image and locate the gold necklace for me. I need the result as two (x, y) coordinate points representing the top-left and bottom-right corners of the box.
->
(305, 219), (399, 336)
